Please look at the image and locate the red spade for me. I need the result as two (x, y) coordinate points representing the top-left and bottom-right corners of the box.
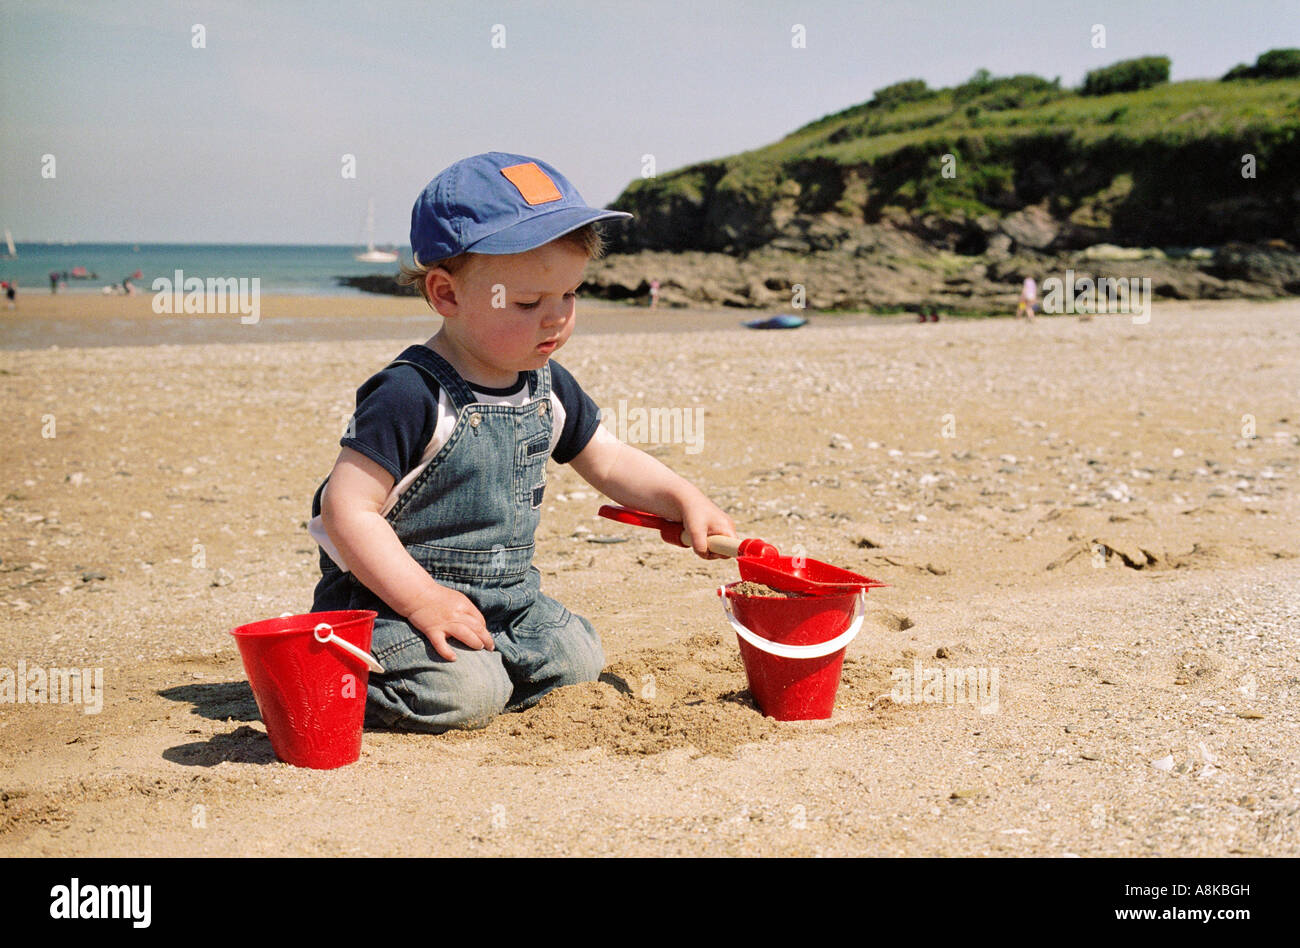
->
(596, 505), (886, 594)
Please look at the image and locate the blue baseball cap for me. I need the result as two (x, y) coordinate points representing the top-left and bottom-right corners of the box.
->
(410, 152), (632, 265)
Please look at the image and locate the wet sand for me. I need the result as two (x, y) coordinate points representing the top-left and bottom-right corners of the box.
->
(0, 292), (890, 350)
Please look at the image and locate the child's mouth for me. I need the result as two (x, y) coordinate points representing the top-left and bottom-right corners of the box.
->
(536, 339), (559, 353)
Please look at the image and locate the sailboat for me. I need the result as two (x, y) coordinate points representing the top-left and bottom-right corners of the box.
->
(354, 199), (398, 263)
(2, 229), (15, 259)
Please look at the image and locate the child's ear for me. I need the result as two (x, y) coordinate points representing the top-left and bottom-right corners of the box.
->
(425, 267), (459, 318)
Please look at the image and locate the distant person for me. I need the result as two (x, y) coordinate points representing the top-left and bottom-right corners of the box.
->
(50, 271), (60, 294)
(4, 279), (15, 309)
(649, 278), (660, 309)
(122, 276), (136, 296)
(1017, 276), (1037, 320)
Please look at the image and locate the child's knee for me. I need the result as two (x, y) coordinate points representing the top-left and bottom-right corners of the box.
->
(553, 612), (605, 687)
(366, 621), (512, 732)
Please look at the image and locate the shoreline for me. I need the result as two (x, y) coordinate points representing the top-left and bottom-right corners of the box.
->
(0, 293), (900, 350)
(0, 291), (1282, 351)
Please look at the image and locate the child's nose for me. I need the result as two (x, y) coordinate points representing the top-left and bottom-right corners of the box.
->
(540, 300), (570, 327)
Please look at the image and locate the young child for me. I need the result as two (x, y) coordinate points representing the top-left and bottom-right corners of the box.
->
(1016, 276), (1037, 320)
(308, 152), (735, 733)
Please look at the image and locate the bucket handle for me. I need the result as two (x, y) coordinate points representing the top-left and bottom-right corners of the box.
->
(313, 622), (385, 674)
(719, 587), (865, 660)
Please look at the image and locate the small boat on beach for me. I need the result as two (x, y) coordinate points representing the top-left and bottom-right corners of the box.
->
(743, 313), (808, 330)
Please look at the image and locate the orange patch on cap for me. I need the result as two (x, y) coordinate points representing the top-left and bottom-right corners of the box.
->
(500, 162), (563, 206)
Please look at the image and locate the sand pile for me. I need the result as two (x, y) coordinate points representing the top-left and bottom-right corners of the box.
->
(469, 631), (907, 763)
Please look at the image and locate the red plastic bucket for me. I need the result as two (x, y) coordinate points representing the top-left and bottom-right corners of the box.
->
(229, 610), (379, 769)
(719, 583), (864, 720)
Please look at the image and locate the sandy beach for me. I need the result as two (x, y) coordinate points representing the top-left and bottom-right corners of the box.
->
(1, 294), (1297, 857)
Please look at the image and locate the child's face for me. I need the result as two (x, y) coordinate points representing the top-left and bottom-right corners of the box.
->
(435, 240), (588, 384)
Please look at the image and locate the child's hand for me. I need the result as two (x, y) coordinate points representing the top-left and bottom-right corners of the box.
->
(678, 495), (736, 560)
(406, 585), (493, 662)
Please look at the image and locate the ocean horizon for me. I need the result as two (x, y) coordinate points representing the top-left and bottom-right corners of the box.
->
(0, 242), (408, 296)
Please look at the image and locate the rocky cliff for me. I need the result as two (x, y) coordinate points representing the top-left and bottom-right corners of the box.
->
(582, 70), (1300, 312)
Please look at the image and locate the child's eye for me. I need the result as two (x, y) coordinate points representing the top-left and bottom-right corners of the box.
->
(516, 299), (541, 310)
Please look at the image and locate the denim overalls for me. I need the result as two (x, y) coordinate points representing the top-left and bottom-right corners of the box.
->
(310, 344), (604, 732)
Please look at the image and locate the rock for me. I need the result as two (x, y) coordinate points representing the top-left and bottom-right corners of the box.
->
(1150, 755), (1174, 771)
(1206, 242), (1300, 293)
(570, 239), (1296, 313)
(334, 275), (420, 297)
(985, 233), (1013, 259)
(1076, 244), (1167, 262)
(1000, 204), (1060, 251)
(743, 278), (781, 305)
(935, 646), (951, 659)
(80, 570), (107, 582)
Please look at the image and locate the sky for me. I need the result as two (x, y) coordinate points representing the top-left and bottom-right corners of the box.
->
(1, 0), (1295, 244)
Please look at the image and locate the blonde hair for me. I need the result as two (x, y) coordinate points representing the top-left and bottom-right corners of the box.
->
(398, 223), (606, 305)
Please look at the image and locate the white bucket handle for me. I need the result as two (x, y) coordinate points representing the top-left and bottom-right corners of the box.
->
(313, 622), (385, 674)
(719, 587), (865, 659)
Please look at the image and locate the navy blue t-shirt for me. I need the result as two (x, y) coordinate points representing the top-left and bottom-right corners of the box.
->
(339, 358), (602, 484)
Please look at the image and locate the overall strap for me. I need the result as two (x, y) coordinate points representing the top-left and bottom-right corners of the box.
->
(528, 363), (552, 404)
(386, 344), (480, 410)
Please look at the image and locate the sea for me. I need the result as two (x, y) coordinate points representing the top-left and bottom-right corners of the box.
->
(0, 242), (405, 295)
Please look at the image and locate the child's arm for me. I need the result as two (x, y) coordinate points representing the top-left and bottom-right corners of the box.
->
(319, 447), (493, 661)
(569, 427), (735, 558)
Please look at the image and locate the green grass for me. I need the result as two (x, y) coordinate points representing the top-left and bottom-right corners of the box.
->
(634, 78), (1300, 189)
(787, 80), (1299, 164)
